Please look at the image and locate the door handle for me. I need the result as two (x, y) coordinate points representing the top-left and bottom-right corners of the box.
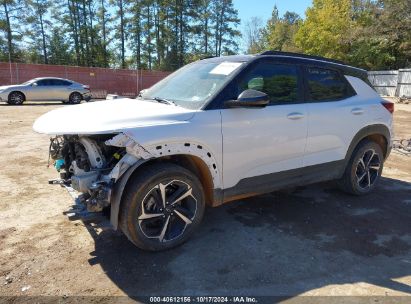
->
(287, 112), (304, 120)
(351, 108), (364, 115)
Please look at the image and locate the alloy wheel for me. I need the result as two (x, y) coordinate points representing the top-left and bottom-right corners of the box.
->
(138, 180), (197, 243)
(10, 93), (23, 104)
(355, 149), (381, 189)
(70, 93), (82, 104)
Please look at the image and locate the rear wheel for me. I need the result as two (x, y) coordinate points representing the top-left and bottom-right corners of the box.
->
(7, 91), (25, 105)
(338, 140), (384, 195)
(69, 92), (82, 104)
(119, 163), (205, 251)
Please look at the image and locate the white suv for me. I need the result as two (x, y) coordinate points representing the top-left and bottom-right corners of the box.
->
(33, 51), (393, 251)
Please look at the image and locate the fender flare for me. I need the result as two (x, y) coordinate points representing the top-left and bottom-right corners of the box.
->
(109, 159), (147, 230)
(343, 124), (391, 169)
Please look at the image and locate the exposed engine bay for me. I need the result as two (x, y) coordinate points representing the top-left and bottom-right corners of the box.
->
(49, 135), (127, 212)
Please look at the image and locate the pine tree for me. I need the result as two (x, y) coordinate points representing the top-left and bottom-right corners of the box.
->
(211, 0), (240, 57)
(26, 0), (51, 64)
(1, 0), (24, 62)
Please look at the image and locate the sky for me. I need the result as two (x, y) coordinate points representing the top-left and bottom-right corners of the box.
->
(234, 0), (312, 24)
(234, 0), (312, 52)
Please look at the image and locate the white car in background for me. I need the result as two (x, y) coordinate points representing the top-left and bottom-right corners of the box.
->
(0, 77), (91, 105)
(33, 51), (393, 251)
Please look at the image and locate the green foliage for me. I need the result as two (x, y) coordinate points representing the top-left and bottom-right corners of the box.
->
(295, 0), (352, 61)
(294, 0), (411, 69)
(244, 6), (302, 54)
(247, 0), (411, 70)
(267, 10), (301, 52)
(0, 0), (241, 70)
(2, 0), (411, 71)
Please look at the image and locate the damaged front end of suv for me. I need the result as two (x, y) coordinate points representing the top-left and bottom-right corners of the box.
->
(33, 90), (223, 251)
(48, 133), (148, 213)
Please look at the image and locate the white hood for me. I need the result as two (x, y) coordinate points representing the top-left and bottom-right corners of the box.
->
(33, 98), (196, 135)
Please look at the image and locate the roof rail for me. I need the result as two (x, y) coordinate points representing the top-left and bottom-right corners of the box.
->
(259, 51), (346, 65)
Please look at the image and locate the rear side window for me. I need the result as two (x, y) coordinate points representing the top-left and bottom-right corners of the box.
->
(306, 67), (354, 101)
(238, 63), (300, 104)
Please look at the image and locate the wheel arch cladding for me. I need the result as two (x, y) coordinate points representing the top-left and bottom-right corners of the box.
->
(344, 124), (391, 168)
(109, 147), (220, 230)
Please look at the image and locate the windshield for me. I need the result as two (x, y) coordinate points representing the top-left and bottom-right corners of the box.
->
(21, 79), (35, 85)
(141, 61), (244, 110)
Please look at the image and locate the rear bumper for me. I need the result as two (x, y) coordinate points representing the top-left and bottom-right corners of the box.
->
(83, 92), (92, 101)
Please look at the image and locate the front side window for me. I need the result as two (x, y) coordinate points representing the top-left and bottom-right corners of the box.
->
(237, 62), (300, 104)
(306, 68), (353, 101)
(37, 79), (51, 86)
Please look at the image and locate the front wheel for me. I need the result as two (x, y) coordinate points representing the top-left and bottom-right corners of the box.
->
(69, 92), (82, 104)
(119, 163), (205, 251)
(338, 140), (384, 195)
(7, 92), (25, 105)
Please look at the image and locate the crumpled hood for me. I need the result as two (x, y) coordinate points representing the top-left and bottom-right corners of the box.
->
(33, 98), (196, 135)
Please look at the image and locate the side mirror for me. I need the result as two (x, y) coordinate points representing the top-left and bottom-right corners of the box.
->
(225, 89), (270, 108)
(32, 83), (38, 87)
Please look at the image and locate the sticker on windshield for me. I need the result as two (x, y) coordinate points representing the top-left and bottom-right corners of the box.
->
(210, 62), (243, 76)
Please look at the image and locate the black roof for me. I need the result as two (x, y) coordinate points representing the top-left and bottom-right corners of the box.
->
(202, 51), (367, 80)
(259, 51), (346, 65)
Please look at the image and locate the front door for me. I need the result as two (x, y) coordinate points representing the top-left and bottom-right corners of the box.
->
(26, 79), (53, 101)
(221, 61), (308, 196)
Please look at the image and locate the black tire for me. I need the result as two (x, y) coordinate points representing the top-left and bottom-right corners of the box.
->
(69, 92), (82, 104)
(119, 163), (205, 251)
(7, 91), (25, 105)
(338, 139), (384, 195)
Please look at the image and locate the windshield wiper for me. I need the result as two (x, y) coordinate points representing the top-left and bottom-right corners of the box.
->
(152, 97), (177, 106)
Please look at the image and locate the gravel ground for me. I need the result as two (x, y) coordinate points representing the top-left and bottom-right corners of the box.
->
(0, 100), (411, 301)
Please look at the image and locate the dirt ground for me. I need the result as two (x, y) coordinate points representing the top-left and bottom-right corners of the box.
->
(0, 100), (411, 301)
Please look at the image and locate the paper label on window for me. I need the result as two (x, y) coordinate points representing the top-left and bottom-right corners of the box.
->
(210, 62), (243, 76)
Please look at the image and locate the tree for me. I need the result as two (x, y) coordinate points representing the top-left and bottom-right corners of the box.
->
(0, 0), (24, 62)
(111, 0), (128, 68)
(369, 0), (411, 69)
(0, 0), (243, 70)
(48, 27), (75, 65)
(212, 0), (241, 56)
(266, 10), (301, 52)
(295, 0), (353, 61)
(246, 6), (302, 54)
(96, 0), (110, 67)
(26, 0), (51, 64)
(243, 17), (264, 54)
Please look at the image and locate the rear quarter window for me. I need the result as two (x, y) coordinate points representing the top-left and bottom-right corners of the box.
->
(306, 67), (355, 102)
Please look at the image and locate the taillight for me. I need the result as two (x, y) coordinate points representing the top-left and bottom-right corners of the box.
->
(83, 85), (90, 90)
(381, 101), (394, 114)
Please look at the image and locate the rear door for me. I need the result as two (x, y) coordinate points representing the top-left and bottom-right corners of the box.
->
(221, 60), (308, 192)
(303, 66), (366, 167)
